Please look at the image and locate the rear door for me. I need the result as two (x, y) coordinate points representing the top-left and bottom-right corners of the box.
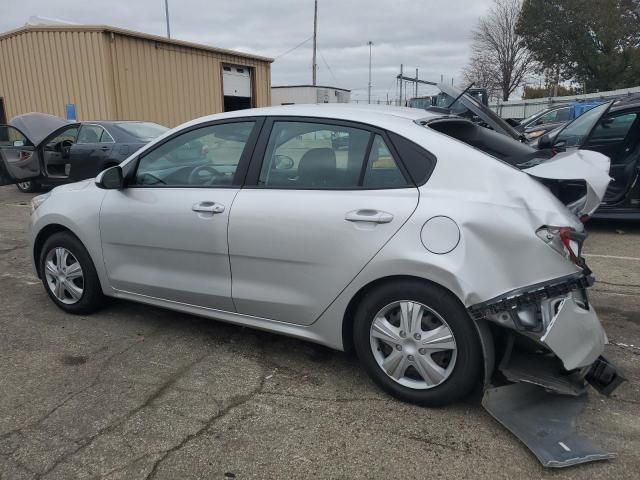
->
(228, 118), (420, 325)
(69, 124), (113, 181)
(0, 125), (41, 186)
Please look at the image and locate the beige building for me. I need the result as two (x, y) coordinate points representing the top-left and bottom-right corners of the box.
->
(0, 25), (273, 127)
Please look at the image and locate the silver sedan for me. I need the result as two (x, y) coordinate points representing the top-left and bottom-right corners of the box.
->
(1, 104), (617, 408)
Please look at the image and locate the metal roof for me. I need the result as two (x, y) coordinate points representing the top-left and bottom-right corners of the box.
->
(0, 24), (274, 63)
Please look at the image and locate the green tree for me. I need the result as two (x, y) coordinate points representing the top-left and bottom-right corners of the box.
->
(517, 0), (640, 92)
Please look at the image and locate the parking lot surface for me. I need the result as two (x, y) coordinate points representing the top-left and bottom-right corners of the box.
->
(0, 184), (638, 479)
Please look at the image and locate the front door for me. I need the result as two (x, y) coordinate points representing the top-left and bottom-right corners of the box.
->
(582, 110), (640, 204)
(99, 119), (260, 311)
(0, 125), (41, 186)
(229, 119), (420, 325)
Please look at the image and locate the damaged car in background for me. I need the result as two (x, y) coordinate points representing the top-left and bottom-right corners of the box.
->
(0, 103), (625, 468)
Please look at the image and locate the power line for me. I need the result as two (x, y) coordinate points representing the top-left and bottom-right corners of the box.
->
(318, 49), (339, 85)
(273, 36), (313, 60)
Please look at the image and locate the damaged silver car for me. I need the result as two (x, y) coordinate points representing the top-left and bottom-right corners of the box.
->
(1, 104), (623, 467)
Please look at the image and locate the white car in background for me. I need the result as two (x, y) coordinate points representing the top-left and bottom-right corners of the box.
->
(0, 104), (623, 467)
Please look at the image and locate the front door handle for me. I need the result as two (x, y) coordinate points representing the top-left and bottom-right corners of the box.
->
(345, 209), (393, 224)
(192, 201), (225, 214)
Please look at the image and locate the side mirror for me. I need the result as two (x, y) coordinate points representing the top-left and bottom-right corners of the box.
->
(537, 133), (553, 150)
(95, 165), (124, 189)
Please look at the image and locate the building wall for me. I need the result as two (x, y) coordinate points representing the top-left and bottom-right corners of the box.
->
(0, 27), (272, 127)
(110, 32), (271, 127)
(271, 86), (350, 106)
(0, 29), (115, 121)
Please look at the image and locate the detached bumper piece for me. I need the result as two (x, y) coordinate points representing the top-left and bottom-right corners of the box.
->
(586, 356), (626, 396)
(483, 383), (615, 468)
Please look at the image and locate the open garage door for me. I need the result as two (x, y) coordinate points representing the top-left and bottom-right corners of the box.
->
(222, 64), (252, 112)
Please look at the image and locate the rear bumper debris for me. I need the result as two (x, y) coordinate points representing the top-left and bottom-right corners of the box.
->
(482, 383), (615, 468)
(472, 274), (626, 467)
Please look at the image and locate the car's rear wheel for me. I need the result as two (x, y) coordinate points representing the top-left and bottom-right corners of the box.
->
(353, 280), (482, 406)
(39, 232), (105, 314)
(16, 180), (40, 193)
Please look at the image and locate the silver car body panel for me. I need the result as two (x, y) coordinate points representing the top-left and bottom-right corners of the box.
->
(540, 292), (606, 370)
(523, 150), (612, 217)
(28, 104), (608, 362)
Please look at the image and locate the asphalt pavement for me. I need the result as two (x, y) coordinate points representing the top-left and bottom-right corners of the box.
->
(0, 185), (638, 479)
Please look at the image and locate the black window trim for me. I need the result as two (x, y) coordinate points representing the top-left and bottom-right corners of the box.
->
(243, 116), (416, 191)
(76, 124), (113, 145)
(124, 116), (266, 189)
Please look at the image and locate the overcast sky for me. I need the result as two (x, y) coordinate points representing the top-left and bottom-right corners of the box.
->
(3, 0), (493, 102)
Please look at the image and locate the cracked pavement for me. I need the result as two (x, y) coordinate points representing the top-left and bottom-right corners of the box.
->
(0, 185), (639, 479)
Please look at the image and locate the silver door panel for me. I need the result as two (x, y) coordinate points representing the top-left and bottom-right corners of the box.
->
(228, 188), (419, 325)
(100, 188), (237, 311)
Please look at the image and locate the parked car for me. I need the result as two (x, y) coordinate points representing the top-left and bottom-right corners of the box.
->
(0, 104), (622, 466)
(433, 85), (640, 220)
(531, 99), (640, 220)
(0, 113), (168, 192)
(515, 101), (603, 142)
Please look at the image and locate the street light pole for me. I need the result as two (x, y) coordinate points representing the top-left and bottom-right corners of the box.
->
(367, 41), (373, 104)
(164, 0), (171, 38)
(312, 0), (318, 85)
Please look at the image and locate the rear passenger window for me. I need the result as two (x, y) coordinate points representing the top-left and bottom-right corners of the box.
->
(259, 121), (371, 188)
(363, 135), (409, 188)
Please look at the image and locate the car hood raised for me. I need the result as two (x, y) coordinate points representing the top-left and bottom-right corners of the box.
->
(9, 113), (71, 146)
(522, 150), (611, 217)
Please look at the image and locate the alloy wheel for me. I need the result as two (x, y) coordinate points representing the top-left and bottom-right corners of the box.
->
(44, 247), (84, 305)
(369, 300), (457, 389)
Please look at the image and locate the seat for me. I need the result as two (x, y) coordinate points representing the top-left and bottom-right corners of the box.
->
(297, 147), (336, 187)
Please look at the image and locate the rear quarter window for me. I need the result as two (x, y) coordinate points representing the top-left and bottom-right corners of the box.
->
(387, 132), (437, 185)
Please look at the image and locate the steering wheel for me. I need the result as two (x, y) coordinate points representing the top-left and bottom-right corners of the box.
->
(188, 164), (221, 185)
(60, 139), (74, 159)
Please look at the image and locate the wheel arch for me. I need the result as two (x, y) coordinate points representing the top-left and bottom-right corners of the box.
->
(33, 224), (82, 277)
(341, 274), (495, 385)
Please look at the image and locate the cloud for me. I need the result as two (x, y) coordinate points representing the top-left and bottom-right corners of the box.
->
(1, 0), (492, 102)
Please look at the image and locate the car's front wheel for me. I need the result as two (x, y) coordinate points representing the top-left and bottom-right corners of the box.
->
(353, 280), (482, 406)
(16, 180), (40, 193)
(39, 232), (105, 314)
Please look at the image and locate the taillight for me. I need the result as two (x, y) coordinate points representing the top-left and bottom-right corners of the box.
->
(19, 151), (33, 161)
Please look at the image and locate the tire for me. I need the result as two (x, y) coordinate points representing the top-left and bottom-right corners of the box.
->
(39, 232), (105, 315)
(353, 280), (482, 407)
(16, 180), (40, 193)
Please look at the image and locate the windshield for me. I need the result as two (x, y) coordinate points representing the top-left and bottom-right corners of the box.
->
(554, 102), (611, 148)
(116, 122), (169, 141)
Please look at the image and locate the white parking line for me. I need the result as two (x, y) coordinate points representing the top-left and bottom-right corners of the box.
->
(584, 253), (640, 261)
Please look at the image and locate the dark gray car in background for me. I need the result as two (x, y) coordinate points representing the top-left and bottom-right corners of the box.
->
(0, 113), (168, 192)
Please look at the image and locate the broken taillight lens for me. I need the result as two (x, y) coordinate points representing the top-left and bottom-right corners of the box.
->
(19, 151), (33, 161)
(536, 226), (585, 268)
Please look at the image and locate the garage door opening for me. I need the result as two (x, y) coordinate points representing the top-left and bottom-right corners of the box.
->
(222, 65), (252, 112)
(0, 98), (6, 124)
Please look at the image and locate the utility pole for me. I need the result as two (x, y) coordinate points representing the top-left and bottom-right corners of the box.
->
(164, 0), (171, 38)
(415, 68), (418, 97)
(367, 41), (373, 104)
(312, 0), (318, 85)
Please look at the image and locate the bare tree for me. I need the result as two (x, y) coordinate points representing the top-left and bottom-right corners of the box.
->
(467, 0), (534, 101)
(462, 53), (501, 101)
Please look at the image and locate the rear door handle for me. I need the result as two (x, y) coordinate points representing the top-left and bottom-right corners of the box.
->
(192, 201), (225, 214)
(345, 209), (393, 224)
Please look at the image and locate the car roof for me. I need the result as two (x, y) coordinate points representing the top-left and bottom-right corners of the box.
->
(179, 104), (438, 130)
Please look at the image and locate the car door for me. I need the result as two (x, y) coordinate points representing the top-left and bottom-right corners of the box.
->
(0, 125), (42, 185)
(581, 110), (640, 204)
(99, 118), (262, 310)
(228, 118), (420, 326)
(69, 124), (113, 181)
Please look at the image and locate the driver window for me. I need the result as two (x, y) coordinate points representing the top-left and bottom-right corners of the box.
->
(45, 126), (78, 151)
(134, 121), (255, 187)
